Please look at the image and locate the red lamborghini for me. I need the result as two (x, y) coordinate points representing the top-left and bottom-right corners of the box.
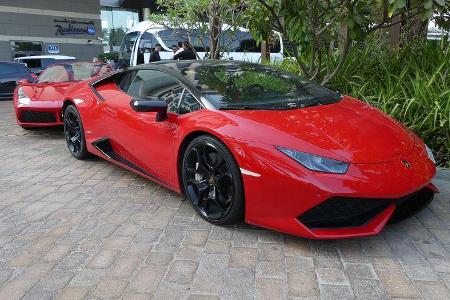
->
(61, 60), (437, 239)
(13, 62), (111, 129)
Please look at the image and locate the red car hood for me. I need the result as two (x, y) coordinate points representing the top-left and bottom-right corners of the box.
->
(222, 97), (415, 164)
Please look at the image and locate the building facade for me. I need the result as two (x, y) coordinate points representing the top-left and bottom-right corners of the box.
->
(0, 0), (104, 61)
(0, 0), (159, 62)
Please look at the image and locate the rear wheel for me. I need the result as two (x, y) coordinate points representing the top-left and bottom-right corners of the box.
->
(181, 135), (244, 225)
(63, 105), (88, 159)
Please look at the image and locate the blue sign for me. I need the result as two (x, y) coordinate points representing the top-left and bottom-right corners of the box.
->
(48, 45), (60, 54)
(87, 25), (96, 35)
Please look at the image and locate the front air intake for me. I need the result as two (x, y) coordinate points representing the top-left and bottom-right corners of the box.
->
(298, 187), (434, 229)
(20, 111), (56, 123)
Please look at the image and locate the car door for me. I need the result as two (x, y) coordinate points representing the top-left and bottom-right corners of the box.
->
(98, 69), (184, 186)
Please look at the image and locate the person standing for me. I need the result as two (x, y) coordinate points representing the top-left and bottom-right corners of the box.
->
(173, 41), (196, 60)
(174, 41), (184, 56)
(171, 45), (178, 55)
(149, 44), (162, 62)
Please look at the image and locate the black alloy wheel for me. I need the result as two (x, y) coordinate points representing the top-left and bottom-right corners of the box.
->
(64, 105), (88, 159)
(182, 135), (244, 225)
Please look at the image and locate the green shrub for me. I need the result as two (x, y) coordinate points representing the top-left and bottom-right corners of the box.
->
(270, 38), (450, 167)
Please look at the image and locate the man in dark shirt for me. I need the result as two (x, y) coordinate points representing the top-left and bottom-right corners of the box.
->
(173, 41), (197, 60)
(149, 44), (162, 62)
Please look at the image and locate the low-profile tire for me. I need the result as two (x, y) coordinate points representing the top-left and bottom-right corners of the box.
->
(182, 135), (244, 225)
(63, 105), (89, 160)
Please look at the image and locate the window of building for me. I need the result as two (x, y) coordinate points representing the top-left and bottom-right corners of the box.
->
(101, 7), (139, 53)
(10, 41), (43, 59)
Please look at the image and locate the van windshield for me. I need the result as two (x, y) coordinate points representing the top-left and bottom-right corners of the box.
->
(120, 31), (139, 65)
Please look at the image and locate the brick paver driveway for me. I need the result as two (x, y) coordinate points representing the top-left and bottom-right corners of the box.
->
(0, 100), (450, 300)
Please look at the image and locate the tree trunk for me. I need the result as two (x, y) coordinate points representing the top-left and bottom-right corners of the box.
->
(390, 14), (402, 48)
(209, 1), (221, 59)
(260, 38), (270, 63)
(403, 12), (428, 44)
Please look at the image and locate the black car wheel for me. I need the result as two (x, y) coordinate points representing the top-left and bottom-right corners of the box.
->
(64, 105), (88, 159)
(182, 135), (244, 225)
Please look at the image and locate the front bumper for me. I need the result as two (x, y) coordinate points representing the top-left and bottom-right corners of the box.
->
(230, 139), (437, 239)
(14, 100), (63, 127)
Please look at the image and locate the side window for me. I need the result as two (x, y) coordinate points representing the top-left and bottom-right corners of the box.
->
(159, 28), (188, 50)
(221, 30), (259, 53)
(137, 31), (159, 65)
(179, 90), (202, 114)
(116, 71), (136, 93)
(119, 31), (138, 65)
(126, 70), (183, 114)
(161, 85), (184, 114)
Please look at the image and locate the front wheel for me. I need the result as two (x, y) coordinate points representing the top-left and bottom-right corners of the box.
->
(182, 135), (244, 225)
(63, 105), (89, 159)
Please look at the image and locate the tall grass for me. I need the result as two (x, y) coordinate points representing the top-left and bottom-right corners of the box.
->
(271, 37), (450, 167)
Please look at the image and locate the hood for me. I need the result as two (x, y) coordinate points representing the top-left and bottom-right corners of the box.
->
(221, 97), (415, 164)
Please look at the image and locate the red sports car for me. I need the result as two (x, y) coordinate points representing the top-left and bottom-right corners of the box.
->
(62, 60), (437, 239)
(13, 62), (111, 129)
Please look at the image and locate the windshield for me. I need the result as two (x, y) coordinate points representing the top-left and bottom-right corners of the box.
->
(119, 31), (138, 65)
(38, 63), (110, 83)
(181, 62), (341, 110)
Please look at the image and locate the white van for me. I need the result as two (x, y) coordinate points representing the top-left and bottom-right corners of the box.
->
(119, 21), (285, 67)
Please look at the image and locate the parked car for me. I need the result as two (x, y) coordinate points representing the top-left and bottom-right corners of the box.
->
(0, 62), (37, 100)
(60, 60), (437, 239)
(13, 55), (77, 75)
(13, 62), (111, 129)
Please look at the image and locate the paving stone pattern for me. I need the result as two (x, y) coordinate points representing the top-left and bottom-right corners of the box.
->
(0, 101), (450, 299)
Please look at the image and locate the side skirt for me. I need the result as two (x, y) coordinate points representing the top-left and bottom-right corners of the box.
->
(91, 137), (178, 191)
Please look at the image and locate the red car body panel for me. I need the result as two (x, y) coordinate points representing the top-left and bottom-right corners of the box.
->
(13, 81), (73, 127)
(13, 63), (111, 127)
(63, 66), (437, 239)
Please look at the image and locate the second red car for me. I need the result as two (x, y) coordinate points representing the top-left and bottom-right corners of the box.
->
(13, 62), (111, 129)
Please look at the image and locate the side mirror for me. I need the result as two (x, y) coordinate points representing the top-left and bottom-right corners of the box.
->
(130, 98), (168, 122)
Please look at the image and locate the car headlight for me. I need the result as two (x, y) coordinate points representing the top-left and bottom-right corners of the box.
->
(425, 144), (436, 164)
(276, 146), (349, 174)
(17, 88), (30, 105)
